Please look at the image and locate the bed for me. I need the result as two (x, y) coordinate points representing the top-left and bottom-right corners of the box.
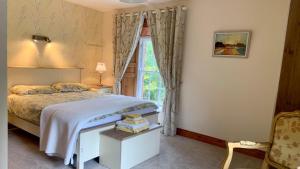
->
(8, 91), (157, 127)
(7, 67), (159, 169)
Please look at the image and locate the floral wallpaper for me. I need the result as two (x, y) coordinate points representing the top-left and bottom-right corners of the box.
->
(8, 0), (104, 84)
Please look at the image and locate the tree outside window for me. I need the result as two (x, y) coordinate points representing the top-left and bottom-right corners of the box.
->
(136, 37), (165, 109)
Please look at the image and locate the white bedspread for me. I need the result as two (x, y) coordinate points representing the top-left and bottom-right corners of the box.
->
(40, 95), (154, 165)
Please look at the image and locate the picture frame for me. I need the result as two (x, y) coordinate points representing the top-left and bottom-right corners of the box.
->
(212, 31), (251, 58)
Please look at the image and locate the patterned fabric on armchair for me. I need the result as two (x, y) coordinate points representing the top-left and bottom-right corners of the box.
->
(222, 111), (300, 169)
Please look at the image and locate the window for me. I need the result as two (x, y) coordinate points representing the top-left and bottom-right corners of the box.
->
(136, 37), (165, 108)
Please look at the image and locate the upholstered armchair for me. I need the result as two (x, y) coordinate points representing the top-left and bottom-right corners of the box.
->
(222, 111), (300, 169)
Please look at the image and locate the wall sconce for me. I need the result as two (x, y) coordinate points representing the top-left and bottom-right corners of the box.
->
(32, 35), (51, 43)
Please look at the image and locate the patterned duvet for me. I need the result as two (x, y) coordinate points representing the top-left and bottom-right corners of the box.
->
(8, 91), (157, 125)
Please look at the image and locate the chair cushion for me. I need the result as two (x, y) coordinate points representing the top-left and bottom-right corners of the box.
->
(269, 114), (300, 168)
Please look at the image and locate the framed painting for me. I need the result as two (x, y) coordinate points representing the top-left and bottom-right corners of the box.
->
(213, 31), (251, 58)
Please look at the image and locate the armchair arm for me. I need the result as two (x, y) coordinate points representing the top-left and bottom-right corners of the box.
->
(222, 141), (270, 169)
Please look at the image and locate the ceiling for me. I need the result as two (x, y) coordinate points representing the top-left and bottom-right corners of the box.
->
(66, 0), (174, 12)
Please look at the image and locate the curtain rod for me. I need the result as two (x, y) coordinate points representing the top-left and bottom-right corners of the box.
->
(117, 6), (187, 17)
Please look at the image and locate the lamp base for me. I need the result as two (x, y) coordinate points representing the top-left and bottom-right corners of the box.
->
(98, 74), (103, 87)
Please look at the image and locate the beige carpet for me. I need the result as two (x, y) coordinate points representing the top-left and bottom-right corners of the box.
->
(8, 129), (262, 169)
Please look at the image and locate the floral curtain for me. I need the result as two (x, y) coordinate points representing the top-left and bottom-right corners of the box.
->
(147, 7), (186, 136)
(113, 12), (144, 94)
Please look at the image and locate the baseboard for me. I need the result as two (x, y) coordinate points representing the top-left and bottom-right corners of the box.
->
(177, 128), (265, 159)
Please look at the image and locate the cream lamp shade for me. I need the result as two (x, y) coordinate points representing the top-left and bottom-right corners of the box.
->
(96, 62), (106, 73)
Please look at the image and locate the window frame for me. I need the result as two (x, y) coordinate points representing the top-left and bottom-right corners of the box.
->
(136, 37), (165, 108)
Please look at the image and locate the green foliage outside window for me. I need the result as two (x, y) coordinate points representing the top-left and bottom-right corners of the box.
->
(142, 40), (166, 107)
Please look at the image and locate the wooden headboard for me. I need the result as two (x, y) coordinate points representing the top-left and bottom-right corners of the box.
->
(8, 67), (83, 88)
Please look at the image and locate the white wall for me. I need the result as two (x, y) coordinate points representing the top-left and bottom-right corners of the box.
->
(0, 0), (8, 168)
(178, 0), (291, 141)
(102, 0), (291, 141)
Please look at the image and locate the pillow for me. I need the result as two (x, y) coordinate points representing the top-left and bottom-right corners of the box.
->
(10, 85), (56, 95)
(52, 83), (90, 92)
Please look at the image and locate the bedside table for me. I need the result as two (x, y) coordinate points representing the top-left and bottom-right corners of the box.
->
(89, 85), (113, 94)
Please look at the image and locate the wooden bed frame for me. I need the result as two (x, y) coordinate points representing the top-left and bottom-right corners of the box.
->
(7, 67), (160, 169)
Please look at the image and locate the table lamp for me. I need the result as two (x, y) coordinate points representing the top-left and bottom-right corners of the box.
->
(96, 62), (107, 87)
